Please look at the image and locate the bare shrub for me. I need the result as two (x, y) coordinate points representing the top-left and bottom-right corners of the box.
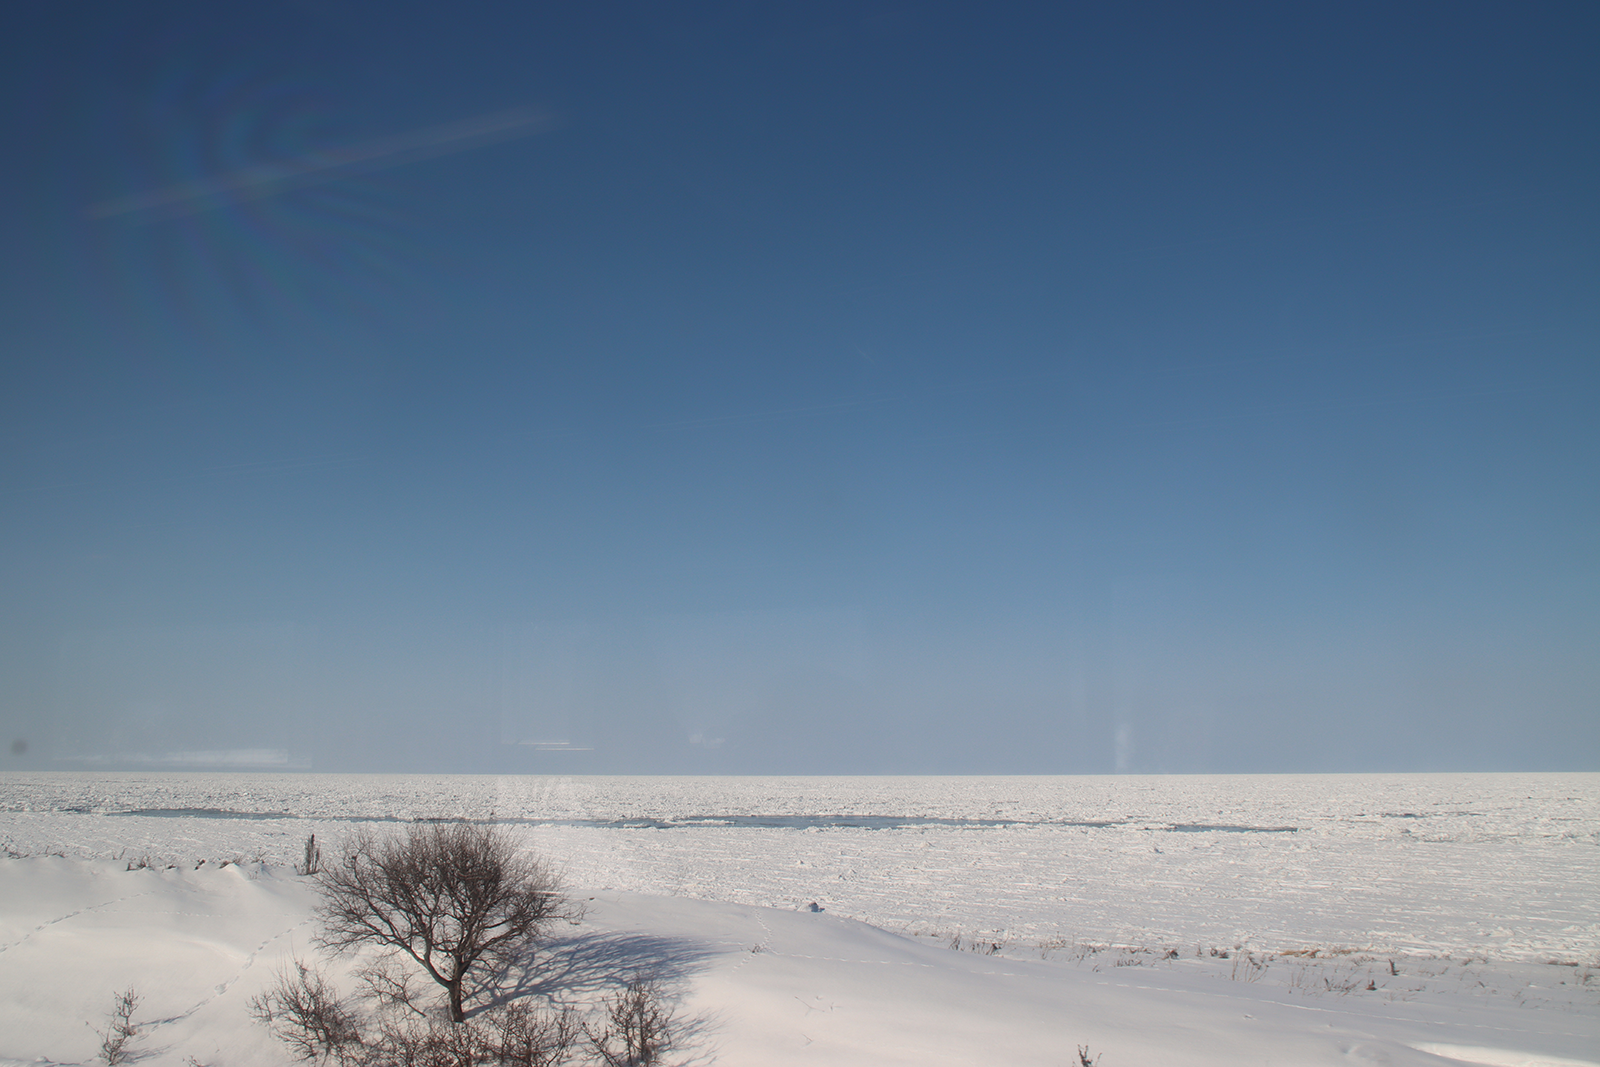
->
(485, 1002), (581, 1067)
(356, 951), (430, 1018)
(94, 986), (140, 1066)
(299, 833), (323, 876)
(316, 822), (577, 1022)
(1230, 950), (1272, 982)
(1077, 1045), (1100, 1066)
(249, 959), (364, 1063)
(370, 1003), (579, 1067)
(251, 957), (586, 1066)
(586, 975), (675, 1067)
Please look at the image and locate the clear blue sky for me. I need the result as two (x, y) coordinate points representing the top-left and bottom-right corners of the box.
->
(2, 2), (1595, 773)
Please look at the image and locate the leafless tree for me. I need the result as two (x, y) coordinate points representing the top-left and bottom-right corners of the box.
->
(315, 822), (577, 1023)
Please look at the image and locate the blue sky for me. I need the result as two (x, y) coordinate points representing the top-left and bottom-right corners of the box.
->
(2, 2), (1595, 773)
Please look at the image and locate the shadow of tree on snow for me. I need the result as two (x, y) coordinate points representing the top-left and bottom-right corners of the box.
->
(476, 928), (725, 1065)
(479, 928), (721, 1008)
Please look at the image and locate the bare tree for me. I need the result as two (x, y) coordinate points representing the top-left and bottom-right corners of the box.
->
(315, 822), (576, 1023)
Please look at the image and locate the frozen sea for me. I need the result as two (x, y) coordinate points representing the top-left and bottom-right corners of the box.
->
(2, 771), (1596, 965)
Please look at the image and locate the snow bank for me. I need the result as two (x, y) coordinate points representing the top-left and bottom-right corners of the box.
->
(2, 857), (1596, 1067)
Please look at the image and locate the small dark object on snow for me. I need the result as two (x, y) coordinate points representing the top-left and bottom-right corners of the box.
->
(806, 901), (823, 912)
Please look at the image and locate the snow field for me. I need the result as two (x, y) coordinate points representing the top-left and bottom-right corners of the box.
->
(4, 772), (1595, 963)
(0, 772), (1596, 1066)
(1, 859), (1596, 1067)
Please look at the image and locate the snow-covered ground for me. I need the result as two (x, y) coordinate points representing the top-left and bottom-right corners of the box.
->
(1, 772), (1596, 1065)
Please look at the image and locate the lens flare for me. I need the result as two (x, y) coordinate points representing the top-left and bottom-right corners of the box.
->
(85, 107), (555, 220)
(77, 39), (555, 372)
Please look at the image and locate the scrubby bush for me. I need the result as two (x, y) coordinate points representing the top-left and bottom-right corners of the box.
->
(366, 1003), (579, 1067)
(585, 976), (675, 1067)
(299, 833), (323, 876)
(249, 959), (363, 1063)
(94, 987), (140, 1066)
(252, 956), (581, 1066)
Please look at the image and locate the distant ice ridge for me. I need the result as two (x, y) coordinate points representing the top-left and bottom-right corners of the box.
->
(1, 771), (1595, 964)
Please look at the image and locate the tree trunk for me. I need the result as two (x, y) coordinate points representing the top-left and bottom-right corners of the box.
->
(448, 977), (464, 1023)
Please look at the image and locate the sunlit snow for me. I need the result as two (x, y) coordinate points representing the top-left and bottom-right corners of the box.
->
(1, 772), (1595, 1065)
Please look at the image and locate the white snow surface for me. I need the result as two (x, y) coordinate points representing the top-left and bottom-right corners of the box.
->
(1, 772), (1596, 1065)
